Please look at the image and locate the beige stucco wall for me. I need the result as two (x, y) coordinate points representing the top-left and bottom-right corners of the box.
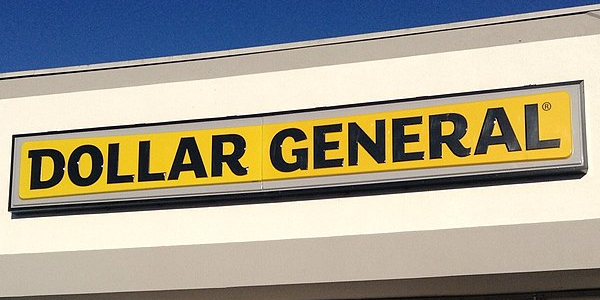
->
(1, 33), (599, 254)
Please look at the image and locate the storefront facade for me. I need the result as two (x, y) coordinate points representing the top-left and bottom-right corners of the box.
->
(1, 5), (600, 299)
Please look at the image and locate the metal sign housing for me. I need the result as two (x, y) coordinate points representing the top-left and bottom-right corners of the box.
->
(9, 81), (587, 212)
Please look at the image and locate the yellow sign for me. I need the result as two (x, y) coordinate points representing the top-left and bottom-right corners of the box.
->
(17, 90), (573, 201)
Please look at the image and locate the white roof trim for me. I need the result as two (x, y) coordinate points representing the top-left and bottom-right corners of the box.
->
(2, 4), (600, 79)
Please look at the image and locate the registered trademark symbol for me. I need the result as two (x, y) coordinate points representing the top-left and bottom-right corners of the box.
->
(542, 102), (552, 111)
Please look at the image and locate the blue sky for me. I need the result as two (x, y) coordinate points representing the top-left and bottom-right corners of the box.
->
(1, 0), (599, 73)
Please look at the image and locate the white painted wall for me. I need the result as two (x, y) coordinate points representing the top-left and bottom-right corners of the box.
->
(1, 34), (599, 255)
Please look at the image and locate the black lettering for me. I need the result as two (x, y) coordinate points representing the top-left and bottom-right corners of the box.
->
(107, 143), (134, 183)
(314, 124), (344, 169)
(429, 113), (470, 159)
(475, 107), (522, 154)
(211, 134), (247, 177)
(392, 116), (424, 162)
(269, 128), (308, 172)
(29, 149), (65, 189)
(168, 137), (208, 180)
(68, 145), (103, 187)
(348, 120), (385, 166)
(525, 104), (560, 150)
(138, 141), (165, 182)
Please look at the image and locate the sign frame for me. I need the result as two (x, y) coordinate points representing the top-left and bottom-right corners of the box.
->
(9, 81), (587, 213)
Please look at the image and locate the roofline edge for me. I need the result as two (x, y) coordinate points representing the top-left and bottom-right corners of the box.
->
(2, 3), (600, 79)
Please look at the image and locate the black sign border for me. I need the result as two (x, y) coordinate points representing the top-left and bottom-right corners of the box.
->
(9, 80), (587, 216)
